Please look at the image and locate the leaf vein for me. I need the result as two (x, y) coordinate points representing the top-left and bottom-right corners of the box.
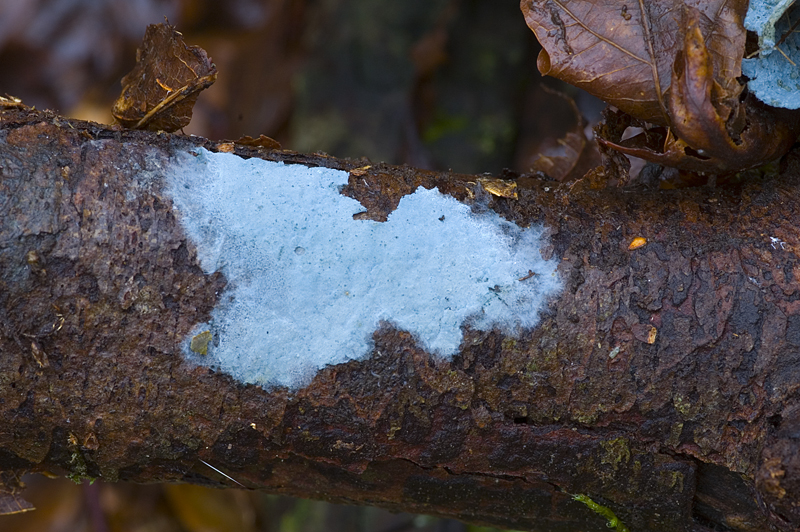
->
(549, 0), (650, 65)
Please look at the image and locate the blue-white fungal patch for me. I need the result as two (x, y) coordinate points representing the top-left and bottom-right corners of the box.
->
(166, 148), (561, 388)
(744, 0), (796, 52)
(742, 0), (800, 109)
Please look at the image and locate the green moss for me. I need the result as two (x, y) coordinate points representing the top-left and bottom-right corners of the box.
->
(673, 395), (693, 417)
(667, 422), (684, 447)
(600, 438), (631, 471)
(597, 290), (618, 321)
(659, 470), (685, 493)
(572, 409), (599, 425)
(501, 338), (518, 350)
(572, 494), (630, 532)
(525, 359), (539, 373)
(301, 430), (320, 442)
(387, 419), (402, 440)
(67, 450), (96, 485)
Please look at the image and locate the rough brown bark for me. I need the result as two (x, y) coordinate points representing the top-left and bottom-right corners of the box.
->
(1, 107), (799, 531)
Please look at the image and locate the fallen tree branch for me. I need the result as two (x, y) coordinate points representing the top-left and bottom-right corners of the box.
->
(0, 107), (798, 532)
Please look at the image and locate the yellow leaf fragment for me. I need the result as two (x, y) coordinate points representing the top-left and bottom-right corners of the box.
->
(0, 95), (25, 108)
(628, 237), (647, 250)
(478, 178), (518, 199)
(647, 326), (657, 344)
(190, 330), (212, 355)
(30, 340), (49, 368)
(350, 165), (372, 177)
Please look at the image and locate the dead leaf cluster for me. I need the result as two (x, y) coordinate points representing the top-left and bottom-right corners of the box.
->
(522, 0), (800, 175)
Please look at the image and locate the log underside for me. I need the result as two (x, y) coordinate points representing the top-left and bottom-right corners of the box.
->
(0, 108), (799, 531)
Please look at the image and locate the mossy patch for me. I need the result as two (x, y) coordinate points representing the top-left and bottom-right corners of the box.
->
(600, 437), (631, 471)
(572, 494), (630, 532)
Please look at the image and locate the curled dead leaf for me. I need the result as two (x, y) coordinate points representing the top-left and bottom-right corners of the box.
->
(522, 0), (800, 175)
(112, 22), (217, 132)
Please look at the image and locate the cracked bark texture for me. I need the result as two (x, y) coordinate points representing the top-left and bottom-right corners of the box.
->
(1, 107), (799, 531)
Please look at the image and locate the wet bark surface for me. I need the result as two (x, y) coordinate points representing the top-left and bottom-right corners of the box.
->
(1, 108), (799, 531)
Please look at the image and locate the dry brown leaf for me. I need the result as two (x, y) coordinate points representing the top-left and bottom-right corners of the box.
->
(235, 135), (282, 150)
(522, 0), (800, 175)
(0, 472), (34, 516)
(527, 85), (599, 180)
(112, 22), (217, 132)
(0, 492), (34, 515)
(522, 0), (745, 125)
(530, 129), (586, 178)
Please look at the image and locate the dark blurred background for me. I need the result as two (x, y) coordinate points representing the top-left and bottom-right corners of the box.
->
(0, 0), (603, 175)
(0, 0), (601, 530)
(4, 474), (524, 532)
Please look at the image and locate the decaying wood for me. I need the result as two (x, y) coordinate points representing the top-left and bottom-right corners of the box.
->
(1, 107), (799, 531)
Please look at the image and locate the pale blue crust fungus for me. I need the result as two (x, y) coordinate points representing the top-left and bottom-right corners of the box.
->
(166, 149), (561, 388)
(742, 0), (800, 109)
